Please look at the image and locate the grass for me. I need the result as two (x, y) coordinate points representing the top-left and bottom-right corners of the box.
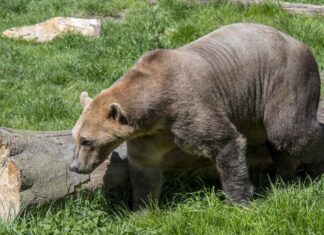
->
(1, 178), (324, 234)
(0, 0), (324, 234)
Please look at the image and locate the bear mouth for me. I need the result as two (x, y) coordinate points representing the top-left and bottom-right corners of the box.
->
(73, 166), (95, 174)
(69, 160), (100, 174)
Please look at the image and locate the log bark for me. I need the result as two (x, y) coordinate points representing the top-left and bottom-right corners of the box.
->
(0, 128), (128, 222)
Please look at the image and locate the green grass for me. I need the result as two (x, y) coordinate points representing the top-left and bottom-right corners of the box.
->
(0, 0), (324, 233)
(1, 178), (324, 234)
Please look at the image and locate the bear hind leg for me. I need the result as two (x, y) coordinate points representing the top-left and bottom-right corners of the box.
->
(172, 119), (253, 204)
(265, 105), (323, 179)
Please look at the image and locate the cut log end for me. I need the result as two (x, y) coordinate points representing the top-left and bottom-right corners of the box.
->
(0, 143), (21, 222)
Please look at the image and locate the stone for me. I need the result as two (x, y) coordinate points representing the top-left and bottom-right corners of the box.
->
(2, 17), (101, 43)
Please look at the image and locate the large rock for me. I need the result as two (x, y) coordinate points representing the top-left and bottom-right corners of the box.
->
(2, 17), (101, 43)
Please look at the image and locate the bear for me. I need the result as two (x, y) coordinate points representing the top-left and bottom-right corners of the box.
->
(69, 23), (324, 210)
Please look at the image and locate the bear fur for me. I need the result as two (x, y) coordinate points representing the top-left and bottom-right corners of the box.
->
(70, 23), (324, 209)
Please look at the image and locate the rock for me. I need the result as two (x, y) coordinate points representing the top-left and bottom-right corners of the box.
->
(2, 17), (101, 43)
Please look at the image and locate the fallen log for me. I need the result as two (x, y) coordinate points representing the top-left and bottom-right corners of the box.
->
(228, 0), (324, 16)
(0, 128), (128, 222)
(1, 101), (324, 222)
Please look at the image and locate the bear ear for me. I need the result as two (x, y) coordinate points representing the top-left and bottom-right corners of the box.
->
(80, 92), (92, 107)
(107, 103), (128, 125)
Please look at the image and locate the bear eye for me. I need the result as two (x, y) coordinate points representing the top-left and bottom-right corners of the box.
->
(80, 138), (93, 146)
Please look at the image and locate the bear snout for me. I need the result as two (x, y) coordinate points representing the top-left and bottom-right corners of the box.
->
(69, 159), (96, 174)
(69, 160), (80, 173)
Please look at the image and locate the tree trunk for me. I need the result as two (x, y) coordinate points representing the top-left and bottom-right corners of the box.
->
(0, 128), (128, 222)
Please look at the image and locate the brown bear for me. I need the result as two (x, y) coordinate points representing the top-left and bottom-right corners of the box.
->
(69, 23), (324, 209)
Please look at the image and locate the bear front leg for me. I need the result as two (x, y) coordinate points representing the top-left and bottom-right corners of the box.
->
(214, 135), (253, 205)
(129, 164), (164, 211)
(127, 134), (175, 211)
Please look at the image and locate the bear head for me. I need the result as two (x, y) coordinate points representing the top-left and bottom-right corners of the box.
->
(69, 91), (133, 174)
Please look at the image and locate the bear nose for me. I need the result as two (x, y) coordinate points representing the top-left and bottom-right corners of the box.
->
(69, 160), (79, 173)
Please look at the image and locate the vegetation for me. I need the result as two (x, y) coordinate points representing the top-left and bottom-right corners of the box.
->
(2, 178), (324, 234)
(0, 0), (323, 234)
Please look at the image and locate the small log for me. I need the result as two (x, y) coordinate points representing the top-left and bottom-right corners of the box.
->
(228, 0), (324, 16)
(0, 128), (128, 222)
(281, 2), (324, 16)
